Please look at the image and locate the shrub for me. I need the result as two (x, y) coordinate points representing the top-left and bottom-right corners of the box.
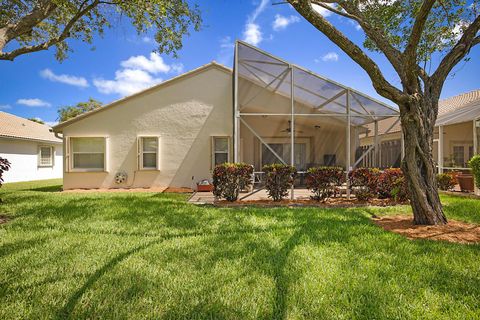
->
(436, 173), (457, 191)
(212, 163), (253, 201)
(378, 168), (409, 201)
(348, 168), (379, 201)
(0, 157), (11, 188)
(262, 164), (297, 201)
(468, 155), (480, 189)
(0, 157), (11, 202)
(306, 167), (344, 201)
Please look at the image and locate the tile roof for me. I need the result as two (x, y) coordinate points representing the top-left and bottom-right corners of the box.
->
(0, 112), (61, 143)
(371, 89), (480, 135)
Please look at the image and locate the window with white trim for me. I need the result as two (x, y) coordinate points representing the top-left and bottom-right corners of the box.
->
(212, 137), (230, 167)
(140, 137), (159, 170)
(71, 137), (106, 171)
(39, 146), (54, 167)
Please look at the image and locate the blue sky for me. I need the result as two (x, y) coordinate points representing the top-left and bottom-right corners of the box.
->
(0, 0), (479, 126)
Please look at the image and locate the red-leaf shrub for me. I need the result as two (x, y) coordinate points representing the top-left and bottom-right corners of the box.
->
(348, 168), (380, 201)
(306, 167), (345, 201)
(0, 157), (11, 188)
(436, 173), (457, 191)
(212, 163), (253, 201)
(262, 164), (297, 201)
(378, 168), (409, 201)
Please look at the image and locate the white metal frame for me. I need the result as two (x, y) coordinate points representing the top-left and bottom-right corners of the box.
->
(233, 41), (400, 199)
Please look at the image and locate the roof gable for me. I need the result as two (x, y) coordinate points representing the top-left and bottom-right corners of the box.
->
(53, 62), (232, 131)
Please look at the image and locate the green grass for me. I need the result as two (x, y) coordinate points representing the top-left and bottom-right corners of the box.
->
(0, 179), (479, 319)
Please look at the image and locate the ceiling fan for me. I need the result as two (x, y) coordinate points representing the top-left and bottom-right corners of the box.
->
(280, 120), (304, 134)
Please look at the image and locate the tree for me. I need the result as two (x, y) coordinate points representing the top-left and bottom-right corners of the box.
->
(58, 98), (102, 122)
(28, 117), (44, 124)
(287, 0), (479, 225)
(0, 0), (201, 61)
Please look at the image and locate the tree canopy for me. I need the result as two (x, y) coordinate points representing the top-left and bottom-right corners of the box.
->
(0, 0), (202, 61)
(58, 98), (102, 122)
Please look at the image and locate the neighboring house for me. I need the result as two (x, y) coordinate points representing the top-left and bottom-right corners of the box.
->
(0, 112), (63, 183)
(360, 90), (480, 172)
(53, 41), (400, 191)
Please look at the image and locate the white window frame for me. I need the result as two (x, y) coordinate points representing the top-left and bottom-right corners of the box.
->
(69, 137), (107, 172)
(138, 136), (160, 171)
(211, 136), (230, 169)
(38, 145), (54, 167)
(450, 141), (474, 168)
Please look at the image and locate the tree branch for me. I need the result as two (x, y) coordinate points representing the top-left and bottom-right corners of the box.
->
(0, 0), (57, 50)
(289, 0), (407, 103)
(431, 15), (480, 91)
(404, 0), (436, 87)
(0, 0), (99, 61)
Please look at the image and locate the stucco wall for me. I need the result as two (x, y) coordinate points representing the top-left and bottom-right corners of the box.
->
(60, 66), (232, 190)
(0, 138), (63, 183)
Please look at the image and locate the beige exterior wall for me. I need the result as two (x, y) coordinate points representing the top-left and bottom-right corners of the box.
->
(59, 66), (232, 190)
(436, 121), (474, 168)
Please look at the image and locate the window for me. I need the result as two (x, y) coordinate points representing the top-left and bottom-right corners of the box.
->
(71, 137), (106, 171)
(140, 137), (159, 170)
(453, 146), (465, 167)
(39, 146), (54, 167)
(261, 143), (307, 169)
(212, 137), (230, 167)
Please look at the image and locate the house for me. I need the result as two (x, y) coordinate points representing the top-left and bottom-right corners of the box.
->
(53, 41), (400, 191)
(0, 112), (63, 183)
(360, 90), (480, 172)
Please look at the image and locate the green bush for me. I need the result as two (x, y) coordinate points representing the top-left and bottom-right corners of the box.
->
(306, 167), (345, 201)
(436, 173), (457, 191)
(348, 168), (380, 201)
(468, 155), (480, 189)
(262, 164), (297, 201)
(212, 163), (254, 201)
(0, 157), (11, 188)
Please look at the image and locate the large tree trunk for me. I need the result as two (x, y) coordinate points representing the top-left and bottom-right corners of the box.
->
(400, 93), (447, 225)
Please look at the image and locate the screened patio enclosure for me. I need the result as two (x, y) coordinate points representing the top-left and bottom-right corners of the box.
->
(233, 41), (401, 195)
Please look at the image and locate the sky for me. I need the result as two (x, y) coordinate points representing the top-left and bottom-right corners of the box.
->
(1, 0), (479, 126)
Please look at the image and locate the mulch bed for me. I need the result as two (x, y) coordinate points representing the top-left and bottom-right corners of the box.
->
(163, 187), (194, 193)
(215, 198), (407, 208)
(373, 215), (480, 244)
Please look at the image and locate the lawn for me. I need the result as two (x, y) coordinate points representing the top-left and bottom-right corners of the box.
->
(0, 180), (479, 319)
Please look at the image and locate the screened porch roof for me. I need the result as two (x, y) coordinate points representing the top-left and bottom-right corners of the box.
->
(236, 41), (399, 126)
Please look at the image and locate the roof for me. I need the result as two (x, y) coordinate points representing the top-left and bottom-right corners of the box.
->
(371, 89), (480, 135)
(0, 112), (61, 143)
(53, 62), (232, 131)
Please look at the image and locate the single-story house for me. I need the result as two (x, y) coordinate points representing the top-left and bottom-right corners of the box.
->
(360, 90), (480, 173)
(53, 41), (400, 191)
(0, 112), (63, 183)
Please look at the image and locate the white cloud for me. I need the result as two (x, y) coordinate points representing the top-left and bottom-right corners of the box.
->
(273, 14), (300, 31)
(45, 120), (58, 127)
(94, 52), (184, 97)
(243, 23), (263, 46)
(94, 69), (162, 96)
(0, 104), (11, 110)
(217, 36), (235, 65)
(40, 69), (89, 88)
(17, 98), (51, 107)
(315, 52), (339, 63)
(242, 0), (269, 46)
(120, 52), (183, 74)
(141, 36), (153, 43)
(312, 3), (334, 17)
